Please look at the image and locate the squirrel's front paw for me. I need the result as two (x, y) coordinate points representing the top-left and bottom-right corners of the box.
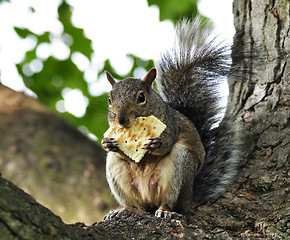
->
(142, 137), (162, 153)
(101, 137), (119, 152)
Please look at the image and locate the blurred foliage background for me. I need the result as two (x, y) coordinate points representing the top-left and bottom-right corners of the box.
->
(0, 0), (201, 143)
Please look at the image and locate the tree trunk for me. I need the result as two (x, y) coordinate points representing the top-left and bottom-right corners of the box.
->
(0, 84), (115, 224)
(225, 0), (290, 237)
(0, 0), (289, 239)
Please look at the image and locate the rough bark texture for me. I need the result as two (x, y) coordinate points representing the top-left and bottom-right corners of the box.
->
(225, 0), (290, 238)
(0, 0), (289, 239)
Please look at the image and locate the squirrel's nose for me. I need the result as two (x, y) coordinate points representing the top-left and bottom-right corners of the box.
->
(118, 115), (125, 126)
(118, 110), (128, 127)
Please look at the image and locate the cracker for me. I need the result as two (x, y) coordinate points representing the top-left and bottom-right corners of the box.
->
(104, 115), (166, 162)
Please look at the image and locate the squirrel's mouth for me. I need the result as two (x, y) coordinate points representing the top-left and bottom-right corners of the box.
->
(117, 118), (135, 129)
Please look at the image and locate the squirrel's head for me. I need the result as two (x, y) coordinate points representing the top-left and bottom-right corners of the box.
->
(105, 68), (157, 128)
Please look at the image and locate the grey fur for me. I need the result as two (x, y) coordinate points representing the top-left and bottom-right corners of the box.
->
(156, 18), (241, 206)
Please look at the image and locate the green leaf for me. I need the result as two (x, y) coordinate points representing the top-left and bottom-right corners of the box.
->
(57, 1), (93, 60)
(14, 27), (33, 39)
(14, 27), (50, 43)
(37, 32), (50, 43)
(18, 56), (88, 110)
(126, 54), (154, 75)
(147, 0), (199, 23)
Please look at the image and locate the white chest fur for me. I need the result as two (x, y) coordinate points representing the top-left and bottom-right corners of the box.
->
(106, 142), (188, 210)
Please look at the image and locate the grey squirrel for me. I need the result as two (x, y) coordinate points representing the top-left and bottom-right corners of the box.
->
(101, 18), (241, 219)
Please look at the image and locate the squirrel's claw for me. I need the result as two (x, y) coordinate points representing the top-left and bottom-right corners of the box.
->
(101, 137), (119, 152)
(155, 208), (182, 220)
(142, 137), (162, 152)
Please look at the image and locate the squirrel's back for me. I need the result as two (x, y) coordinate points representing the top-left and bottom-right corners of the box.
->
(156, 18), (241, 206)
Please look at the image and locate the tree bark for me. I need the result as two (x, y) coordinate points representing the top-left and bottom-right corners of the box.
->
(0, 0), (289, 239)
(225, 0), (290, 238)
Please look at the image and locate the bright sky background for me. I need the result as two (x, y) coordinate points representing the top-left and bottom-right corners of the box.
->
(0, 0), (234, 117)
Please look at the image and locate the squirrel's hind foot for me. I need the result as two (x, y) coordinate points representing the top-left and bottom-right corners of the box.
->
(155, 207), (183, 220)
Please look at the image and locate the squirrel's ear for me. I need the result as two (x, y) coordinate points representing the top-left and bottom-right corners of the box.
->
(142, 68), (156, 88)
(105, 71), (116, 87)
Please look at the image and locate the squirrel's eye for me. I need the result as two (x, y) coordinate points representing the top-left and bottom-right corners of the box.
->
(137, 92), (146, 104)
(108, 96), (111, 105)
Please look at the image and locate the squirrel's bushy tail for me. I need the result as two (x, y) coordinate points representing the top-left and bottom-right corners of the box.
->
(156, 18), (241, 206)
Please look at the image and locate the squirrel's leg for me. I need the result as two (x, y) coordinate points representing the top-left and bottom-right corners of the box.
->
(105, 152), (134, 206)
(154, 135), (200, 218)
(105, 152), (140, 220)
(152, 140), (196, 219)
